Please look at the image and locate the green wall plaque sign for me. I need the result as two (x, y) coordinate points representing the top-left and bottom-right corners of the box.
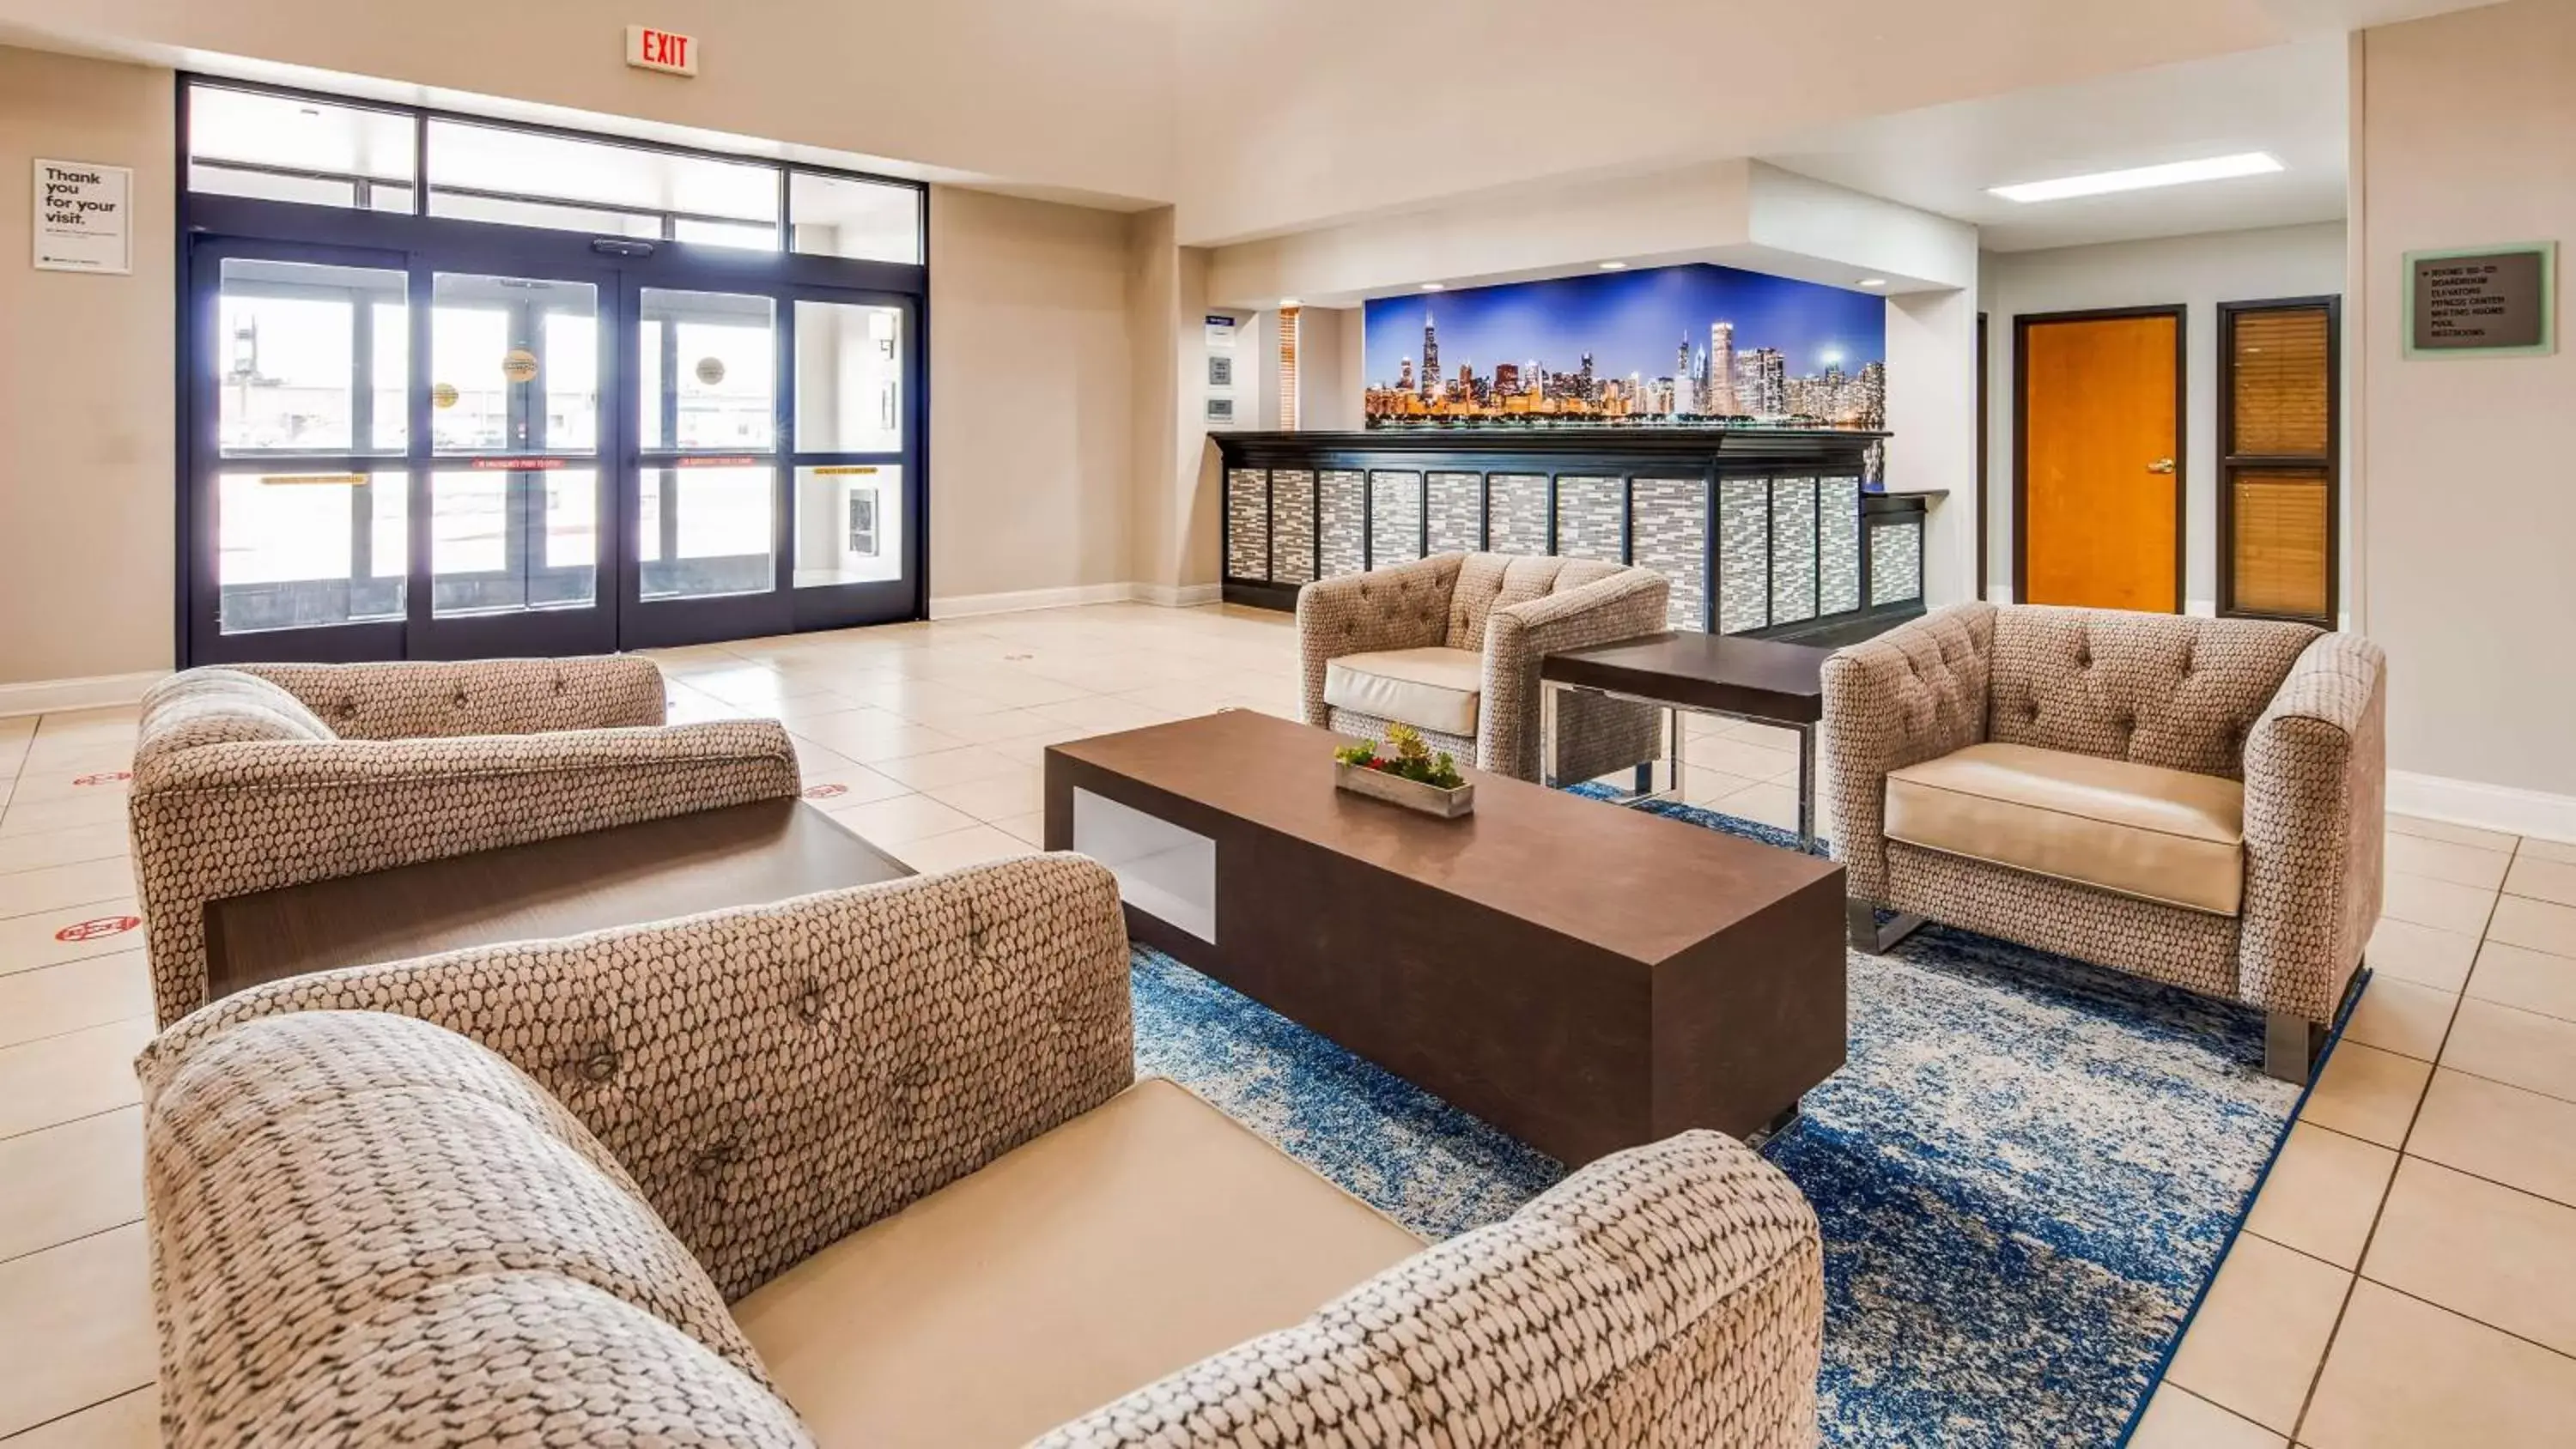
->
(2405, 241), (2556, 358)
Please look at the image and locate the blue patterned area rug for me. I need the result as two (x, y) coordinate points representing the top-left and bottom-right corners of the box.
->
(1132, 796), (2332, 1448)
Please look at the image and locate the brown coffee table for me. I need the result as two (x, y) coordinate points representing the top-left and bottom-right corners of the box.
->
(204, 797), (911, 1002)
(1540, 632), (1832, 848)
(1043, 709), (1845, 1167)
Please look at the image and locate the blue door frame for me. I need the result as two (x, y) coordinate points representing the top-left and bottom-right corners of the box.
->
(177, 89), (930, 668)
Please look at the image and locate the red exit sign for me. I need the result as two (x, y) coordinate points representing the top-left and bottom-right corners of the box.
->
(625, 26), (697, 76)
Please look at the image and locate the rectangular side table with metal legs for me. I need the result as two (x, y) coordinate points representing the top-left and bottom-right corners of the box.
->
(1540, 679), (1821, 852)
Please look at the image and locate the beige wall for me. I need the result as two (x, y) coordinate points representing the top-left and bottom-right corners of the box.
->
(2358, 0), (2576, 802)
(1979, 221), (2350, 614)
(927, 186), (1137, 603)
(0, 45), (174, 685)
(1122, 208), (1221, 594)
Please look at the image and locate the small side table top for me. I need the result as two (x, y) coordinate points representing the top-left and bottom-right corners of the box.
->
(1540, 632), (1830, 724)
(204, 797), (911, 1003)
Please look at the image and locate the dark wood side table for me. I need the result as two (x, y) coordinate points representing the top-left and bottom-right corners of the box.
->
(1045, 710), (1845, 1165)
(204, 797), (911, 1002)
(1540, 632), (1832, 849)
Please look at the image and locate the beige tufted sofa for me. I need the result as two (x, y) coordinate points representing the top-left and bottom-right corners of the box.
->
(138, 854), (1829, 1448)
(1297, 552), (1670, 784)
(1824, 603), (2385, 1082)
(127, 657), (800, 1026)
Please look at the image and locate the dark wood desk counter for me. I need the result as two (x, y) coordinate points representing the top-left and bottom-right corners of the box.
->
(206, 797), (910, 1001)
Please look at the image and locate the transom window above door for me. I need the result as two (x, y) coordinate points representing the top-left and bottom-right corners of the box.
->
(185, 82), (923, 264)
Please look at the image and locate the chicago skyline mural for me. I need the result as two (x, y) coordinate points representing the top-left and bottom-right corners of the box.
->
(1362, 262), (1886, 431)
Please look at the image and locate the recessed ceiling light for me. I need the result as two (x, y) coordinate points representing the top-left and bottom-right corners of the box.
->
(1279, 297), (1302, 307)
(1599, 261), (1628, 270)
(1857, 278), (1888, 288)
(1989, 152), (2283, 203)
(1420, 282), (1446, 292)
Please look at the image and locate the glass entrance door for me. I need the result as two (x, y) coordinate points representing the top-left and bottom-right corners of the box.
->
(416, 266), (617, 657)
(193, 241), (411, 662)
(787, 291), (919, 630)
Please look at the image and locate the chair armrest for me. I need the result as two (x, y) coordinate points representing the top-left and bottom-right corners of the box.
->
(139, 852), (1135, 1303)
(2239, 633), (2387, 1022)
(234, 656), (667, 738)
(1820, 602), (1996, 901)
(127, 720), (799, 1025)
(1296, 555), (1464, 729)
(1037, 1130), (1822, 1448)
(1480, 567), (1670, 780)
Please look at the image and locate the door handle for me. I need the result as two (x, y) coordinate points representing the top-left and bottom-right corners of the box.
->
(2147, 458), (2176, 475)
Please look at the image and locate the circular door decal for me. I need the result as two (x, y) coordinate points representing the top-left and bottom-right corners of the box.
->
(694, 356), (727, 386)
(501, 349), (540, 384)
(55, 914), (141, 943)
(430, 381), (460, 409)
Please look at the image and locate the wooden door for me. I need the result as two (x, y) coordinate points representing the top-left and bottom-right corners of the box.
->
(2018, 310), (2182, 611)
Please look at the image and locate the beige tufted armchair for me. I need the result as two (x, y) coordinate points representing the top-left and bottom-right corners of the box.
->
(127, 656), (800, 1025)
(1297, 553), (1670, 784)
(1823, 602), (2386, 1082)
(140, 854), (1828, 1448)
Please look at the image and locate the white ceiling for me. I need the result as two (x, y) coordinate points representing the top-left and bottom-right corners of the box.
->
(1759, 37), (2353, 252)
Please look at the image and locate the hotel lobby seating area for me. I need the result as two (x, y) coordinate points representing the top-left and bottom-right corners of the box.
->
(8, 2), (2576, 1441)
(4, 597), (2576, 1446)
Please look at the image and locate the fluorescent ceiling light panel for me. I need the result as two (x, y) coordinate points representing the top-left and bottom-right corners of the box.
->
(1989, 152), (2282, 203)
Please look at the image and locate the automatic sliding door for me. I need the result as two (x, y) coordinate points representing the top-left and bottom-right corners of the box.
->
(415, 269), (616, 657)
(623, 286), (790, 646)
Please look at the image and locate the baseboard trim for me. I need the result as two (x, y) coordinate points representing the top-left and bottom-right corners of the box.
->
(2389, 769), (2576, 846)
(1132, 581), (1223, 609)
(927, 580), (1224, 620)
(0, 670), (169, 719)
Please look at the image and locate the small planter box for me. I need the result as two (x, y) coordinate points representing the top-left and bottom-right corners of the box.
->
(1334, 761), (1476, 819)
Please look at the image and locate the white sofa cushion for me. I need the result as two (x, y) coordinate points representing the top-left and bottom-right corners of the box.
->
(1323, 646), (1484, 738)
(731, 1077), (1424, 1449)
(1885, 741), (2246, 916)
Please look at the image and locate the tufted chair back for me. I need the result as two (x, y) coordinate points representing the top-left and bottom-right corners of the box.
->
(1446, 553), (1632, 653)
(228, 658), (666, 739)
(1986, 606), (2321, 780)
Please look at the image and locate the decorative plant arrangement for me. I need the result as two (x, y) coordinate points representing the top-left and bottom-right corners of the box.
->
(1333, 724), (1475, 818)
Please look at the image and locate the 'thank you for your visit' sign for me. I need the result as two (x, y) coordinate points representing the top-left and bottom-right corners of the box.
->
(2406, 242), (2556, 357)
(32, 160), (131, 275)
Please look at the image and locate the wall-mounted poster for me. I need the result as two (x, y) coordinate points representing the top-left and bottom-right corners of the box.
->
(1208, 355), (1234, 388)
(1205, 313), (1238, 349)
(34, 160), (131, 274)
(1362, 262), (1886, 432)
(1206, 397), (1236, 426)
(2405, 243), (2556, 357)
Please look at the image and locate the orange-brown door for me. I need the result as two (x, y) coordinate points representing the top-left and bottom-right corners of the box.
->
(2019, 311), (2181, 612)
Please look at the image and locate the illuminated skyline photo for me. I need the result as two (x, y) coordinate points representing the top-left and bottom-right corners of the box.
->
(1361, 262), (1886, 428)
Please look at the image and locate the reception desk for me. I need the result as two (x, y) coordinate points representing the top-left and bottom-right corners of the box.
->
(1212, 428), (1933, 645)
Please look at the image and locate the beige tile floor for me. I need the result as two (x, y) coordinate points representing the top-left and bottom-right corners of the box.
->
(1, 602), (2573, 1444)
